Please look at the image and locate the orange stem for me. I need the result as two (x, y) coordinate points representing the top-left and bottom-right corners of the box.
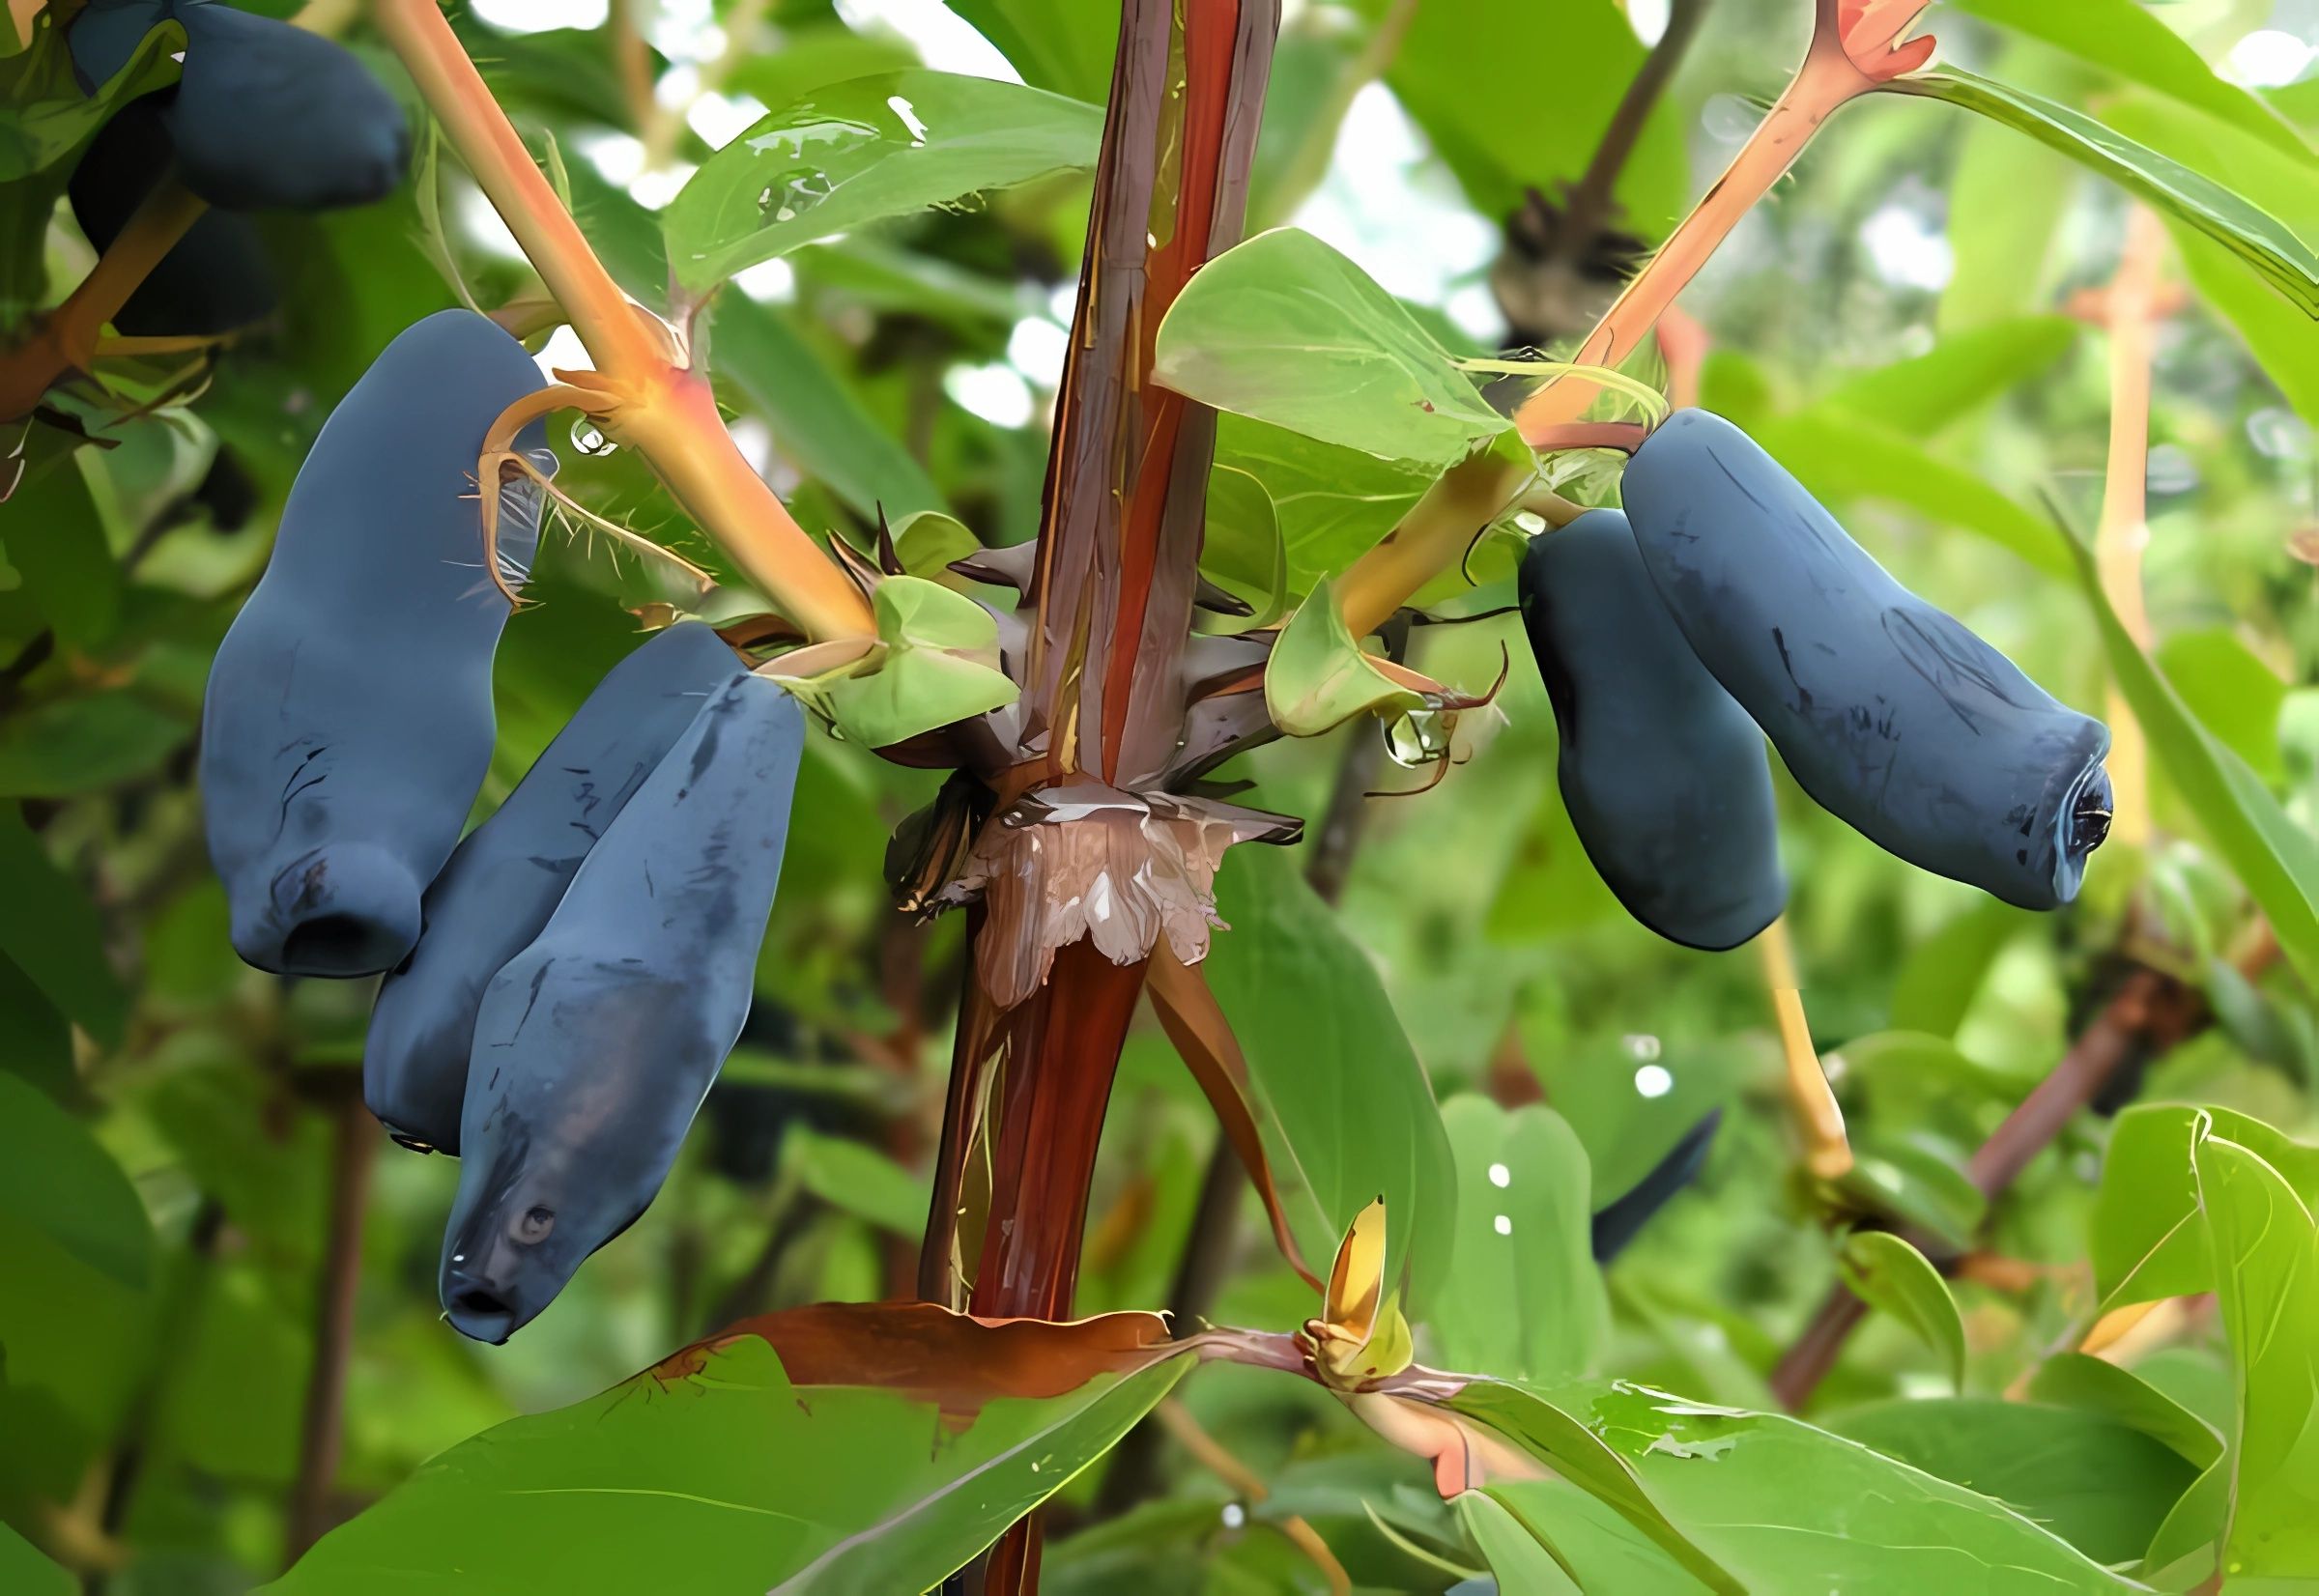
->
(372, 0), (873, 642)
(1332, 0), (1922, 638)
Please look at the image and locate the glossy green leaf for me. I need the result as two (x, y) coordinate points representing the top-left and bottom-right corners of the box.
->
(1153, 228), (1514, 470)
(665, 71), (1102, 295)
(1828, 1396), (2200, 1566)
(2027, 1353), (2225, 1471)
(1837, 1230), (1967, 1391)
(1203, 845), (1458, 1311)
(1497, 1382), (2144, 1591)
(2069, 531), (2319, 988)
(1950, 0), (2316, 163)
(1752, 411), (2074, 578)
(1893, 71), (2319, 315)
(1431, 1097), (1606, 1385)
(1456, 1489), (1580, 1593)
(0, 1071), (152, 1292)
(0, 806), (128, 1045)
(1939, 47), (2075, 334)
(2193, 1127), (2319, 1582)
(2092, 1103), (2319, 1307)
(783, 1126), (929, 1238)
(271, 1331), (1186, 1594)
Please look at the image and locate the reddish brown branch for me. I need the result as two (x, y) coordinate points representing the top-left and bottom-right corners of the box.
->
(1767, 947), (2250, 1410)
(286, 1091), (377, 1563)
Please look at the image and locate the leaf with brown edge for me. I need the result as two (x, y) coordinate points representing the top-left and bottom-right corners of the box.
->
(661, 1300), (1178, 1412)
(1145, 946), (1324, 1293)
(269, 1303), (1192, 1595)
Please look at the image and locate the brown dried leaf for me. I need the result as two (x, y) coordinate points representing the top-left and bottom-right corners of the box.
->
(1146, 948), (1324, 1292)
(934, 782), (1301, 1009)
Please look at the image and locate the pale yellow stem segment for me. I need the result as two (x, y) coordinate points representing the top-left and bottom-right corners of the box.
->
(1761, 917), (1853, 1181)
(2093, 207), (2167, 849)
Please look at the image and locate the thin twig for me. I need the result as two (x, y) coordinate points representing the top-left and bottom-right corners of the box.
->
(1760, 918), (1851, 1180)
(1558, 0), (1713, 260)
(285, 1091), (377, 1564)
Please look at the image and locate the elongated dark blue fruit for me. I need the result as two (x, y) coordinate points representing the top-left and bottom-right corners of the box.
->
(363, 622), (746, 1155)
(1590, 1110), (1720, 1264)
(163, 1), (411, 212)
(1520, 510), (1786, 951)
(70, 0), (408, 213)
(1623, 411), (2112, 909)
(440, 675), (805, 1343)
(70, 103), (277, 337)
(200, 310), (552, 977)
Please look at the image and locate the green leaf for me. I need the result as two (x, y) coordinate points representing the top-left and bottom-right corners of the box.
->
(1889, 901), (2032, 1037)
(2193, 1126), (2319, 1582)
(1832, 1135), (1990, 1253)
(1431, 1097), (1606, 1385)
(1939, 47), (2076, 334)
(1807, 316), (2078, 436)
(1456, 1489), (1580, 1593)
(2, 428), (121, 648)
(1367, 0), (1688, 237)
(1751, 411), (2074, 577)
(709, 293), (946, 523)
(1263, 577), (1435, 737)
(2068, 531), (2319, 989)
(2156, 627), (2289, 785)
(269, 1328), (1187, 1594)
(1153, 228), (1515, 471)
(664, 71), (1103, 296)
(1203, 845), (1458, 1311)
(0, 693), (191, 798)
(0, 1071), (152, 1292)
(0, 1522), (72, 1596)
(1477, 1382), (2144, 1591)
(0, 14), (182, 181)
(1194, 467), (1288, 632)
(1446, 1382), (1739, 1594)
(1837, 1230), (1968, 1391)
(805, 576), (1019, 747)
(2092, 1103), (2319, 1307)
(1828, 1396), (2200, 1566)
(721, 23), (921, 115)
(2172, 219), (2319, 419)
(1892, 71), (2319, 315)
(887, 510), (983, 584)
(783, 1126), (929, 1238)
(0, 805), (129, 1045)
(947, 0), (1119, 103)
(0, 951), (72, 1097)
(2027, 1352), (2225, 1471)
(1211, 414), (1437, 594)
(1949, 0), (2317, 162)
